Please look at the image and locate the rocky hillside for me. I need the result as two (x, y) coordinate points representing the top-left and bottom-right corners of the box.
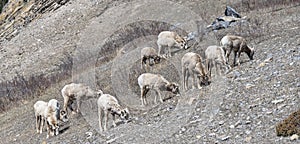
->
(0, 0), (299, 143)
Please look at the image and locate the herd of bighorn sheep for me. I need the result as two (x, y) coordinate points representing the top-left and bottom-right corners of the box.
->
(33, 31), (254, 138)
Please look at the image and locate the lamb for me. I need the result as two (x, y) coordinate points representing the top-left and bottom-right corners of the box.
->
(97, 90), (130, 131)
(34, 100), (68, 135)
(205, 45), (231, 78)
(138, 73), (180, 106)
(220, 35), (254, 66)
(141, 47), (161, 69)
(61, 83), (102, 114)
(157, 31), (188, 58)
(181, 52), (210, 91)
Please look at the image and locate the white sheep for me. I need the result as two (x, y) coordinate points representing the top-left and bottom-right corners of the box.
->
(61, 83), (102, 114)
(97, 90), (130, 131)
(34, 100), (68, 135)
(157, 31), (188, 58)
(34, 100), (48, 134)
(181, 52), (210, 91)
(141, 47), (161, 69)
(205, 45), (231, 78)
(220, 35), (254, 66)
(138, 73), (180, 106)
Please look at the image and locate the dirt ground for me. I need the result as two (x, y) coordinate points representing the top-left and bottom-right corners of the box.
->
(0, 0), (299, 143)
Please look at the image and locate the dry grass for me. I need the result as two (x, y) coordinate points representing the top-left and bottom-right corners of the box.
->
(276, 110), (300, 136)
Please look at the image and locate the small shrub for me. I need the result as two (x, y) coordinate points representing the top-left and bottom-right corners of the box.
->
(276, 110), (300, 137)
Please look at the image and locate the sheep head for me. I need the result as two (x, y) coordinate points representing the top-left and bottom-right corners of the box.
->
(248, 47), (255, 60)
(60, 110), (68, 122)
(166, 82), (180, 95)
(195, 63), (210, 86)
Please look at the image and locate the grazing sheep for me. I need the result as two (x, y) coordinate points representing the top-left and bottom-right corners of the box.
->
(220, 35), (254, 66)
(141, 47), (161, 69)
(157, 31), (188, 58)
(34, 100), (68, 135)
(181, 52), (210, 91)
(138, 73), (180, 106)
(44, 99), (60, 138)
(61, 83), (102, 114)
(97, 90), (130, 131)
(205, 45), (231, 78)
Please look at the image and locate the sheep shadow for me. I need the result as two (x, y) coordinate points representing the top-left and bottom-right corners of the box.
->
(59, 125), (70, 134)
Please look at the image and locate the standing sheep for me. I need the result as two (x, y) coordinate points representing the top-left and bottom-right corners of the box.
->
(61, 83), (102, 114)
(141, 47), (161, 70)
(205, 45), (231, 78)
(34, 100), (68, 135)
(44, 99), (61, 138)
(34, 101), (48, 134)
(97, 90), (130, 131)
(220, 35), (254, 66)
(157, 31), (188, 58)
(181, 52), (210, 91)
(138, 73), (180, 106)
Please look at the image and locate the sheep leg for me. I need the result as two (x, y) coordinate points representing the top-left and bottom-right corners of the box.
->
(237, 50), (242, 67)
(141, 88), (145, 106)
(76, 97), (81, 113)
(168, 46), (171, 57)
(226, 46), (232, 65)
(158, 45), (162, 57)
(233, 52), (238, 66)
(182, 68), (186, 91)
(55, 124), (59, 136)
(154, 89), (163, 103)
(98, 107), (103, 131)
(63, 96), (69, 114)
(112, 114), (117, 127)
(40, 116), (44, 134)
(36, 115), (39, 133)
(185, 72), (190, 90)
(189, 69), (195, 89)
(104, 110), (108, 131)
(46, 121), (50, 139)
(196, 74), (201, 89)
(141, 58), (143, 69)
(215, 60), (221, 76)
(141, 87), (149, 105)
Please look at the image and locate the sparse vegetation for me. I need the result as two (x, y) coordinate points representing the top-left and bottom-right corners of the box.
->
(276, 110), (300, 137)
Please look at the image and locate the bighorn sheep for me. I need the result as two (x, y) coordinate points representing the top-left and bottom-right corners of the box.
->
(181, 52), (210, 91)
(44, 99), (61, 138)
(141, 47), (161, 69)
(205, 45), (231, 78)
(34, 101), (48, 134)
(97, 90), (130, 131)
(138, 73), (180, 106)
(157, 31), (188, 58)
(220, 35), (254, 66)
(34, 100), (68, 136)
(61, 83), (102, 114)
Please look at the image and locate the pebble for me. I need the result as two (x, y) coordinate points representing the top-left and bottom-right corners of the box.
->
(245, 136), (252, 142)
(271, 99), (285, 104)
(245, 83), (255, 89)
(221, 135), (230, 141)
(290, 134), (299, 141)
(245, 121), (251, 124)
(219, 121), (225, 125)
